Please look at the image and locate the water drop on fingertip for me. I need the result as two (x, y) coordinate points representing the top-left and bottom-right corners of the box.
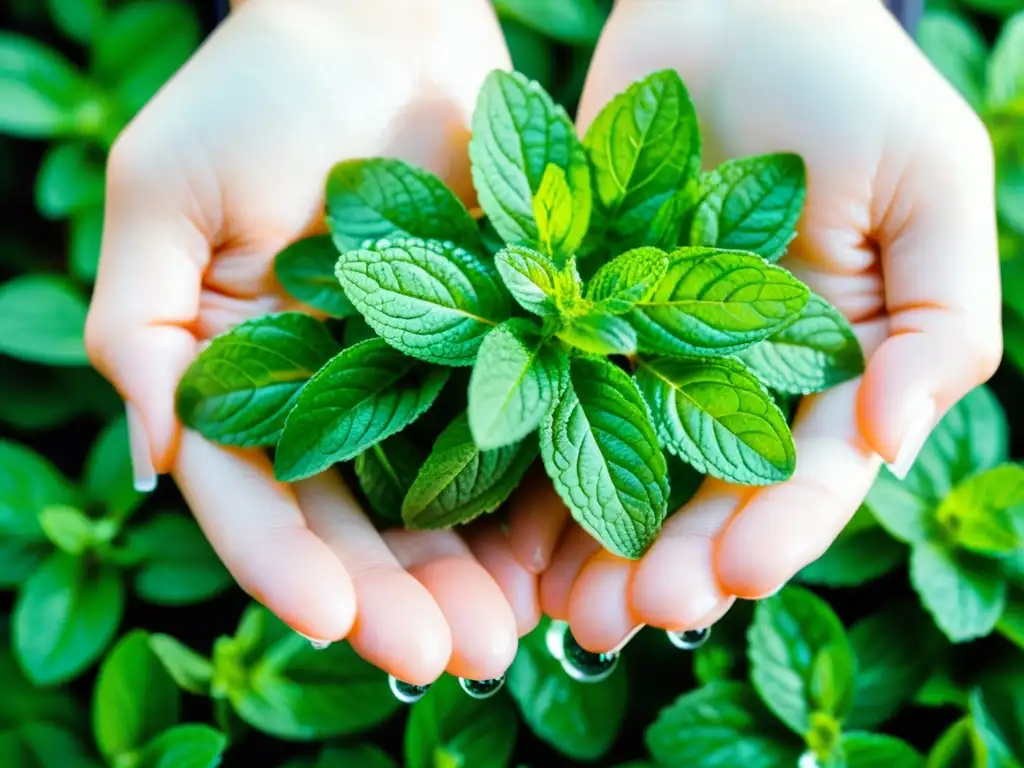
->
(666, 627), (711, 651)
(388, 675), (430, 704)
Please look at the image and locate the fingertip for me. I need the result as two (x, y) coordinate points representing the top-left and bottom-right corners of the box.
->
(632, 534), (724, 631)
(539, 525), (601, 621)
(567, 550), (636, 653)
(507, 478), (570, 574)
(463, 522), (541, 637)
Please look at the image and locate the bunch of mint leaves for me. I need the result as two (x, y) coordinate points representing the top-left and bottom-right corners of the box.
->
(175, 68), (864, 558)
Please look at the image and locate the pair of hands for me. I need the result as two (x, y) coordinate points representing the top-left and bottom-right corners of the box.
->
(84, 0), (1001, 687)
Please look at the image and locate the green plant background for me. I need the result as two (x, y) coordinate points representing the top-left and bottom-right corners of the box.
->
(1, 0), (1023, 766)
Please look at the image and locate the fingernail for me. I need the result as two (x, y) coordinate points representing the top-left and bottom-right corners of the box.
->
(666, 626), (711, 650)
(389, 675), (430, 704)
(459, 676), (506, 700)
(886, 396), (936, 480)
(126, 402), (157, 492)
(608, 624), (645, 654)
(296, 631), (330, 650)
(559, 626), (619, 684)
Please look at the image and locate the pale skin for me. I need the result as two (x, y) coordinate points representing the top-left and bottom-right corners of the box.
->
(85, 0), (1001, 684)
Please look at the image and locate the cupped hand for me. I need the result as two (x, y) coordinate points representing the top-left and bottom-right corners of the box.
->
(506, 0), (1002, 651)
(85, 0), (540, 685)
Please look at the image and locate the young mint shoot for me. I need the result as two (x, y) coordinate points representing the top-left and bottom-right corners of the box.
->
(175, 68), (864, 559)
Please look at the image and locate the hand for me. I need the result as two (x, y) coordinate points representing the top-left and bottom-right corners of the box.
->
(504, 0), (1002, 652)
(84, 0), (540, 686)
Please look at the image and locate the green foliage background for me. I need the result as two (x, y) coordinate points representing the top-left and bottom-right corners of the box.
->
(0, 0), (1022, 766)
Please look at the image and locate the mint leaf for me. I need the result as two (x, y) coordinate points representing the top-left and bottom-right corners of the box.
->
(273, 235), (355, 318)
(335, 239), (508, 366)
(0, 439), (76, 542)
(736, 294), (864, 395)
(492, 0), (605, 46)
(93, 631), (179, 761)
(584, 69), (700, 248)
(645, 682), (801, 768)
(469, 320), (568, 449)
(176, 313), (340, 447)
(404, 675), (517, 768)
(910, 541), (1007, 643)
(841, 733), (925, 768)
(126, 513), (231, 605)
(534, 163), (589, 260)
(38, 506), (96, 555)
(691, 154), (806, 263)
(988, 11), (1024, 113)
(0, 722), (98, 768)
(69, 203), (103, 282)
(798, 506), (906, 588)
(971, 677), (1024, 767)
(47, 0), (104, 45)
(540, 356), (668, 558)
(556, 313), (638, 355)
(402, 413), (537, 529)
(149, 634), (213, 696)
(84, 414), (144, 521)
(748, 586), (856, 735)
(585, 247), (670, 315)
(507, 618), (626, 761)
(935, 464), (1024, 555)
(0, 274), (88, 365)
(631, 247), (809, 356)
(645, 187), (701, 251)
(133, 724), (226, 768)
(317, 745), (397, 768)
(354, 435), (424, 523)
(495, 245), (580, 317)
(325, 158), (479, 252)
(998, 590), (1024, 650)
(275, 339), (448, 482)
(917, 11), (988, 112)
(35, 142), (104, 219)
(14, 553), (124, 685)
(470, 70), (590, 251)
(638, 356), (795, 485)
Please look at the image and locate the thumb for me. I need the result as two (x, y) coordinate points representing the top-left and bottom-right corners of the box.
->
(858, 113), (1002, 479)
(85, 134), (209, 490)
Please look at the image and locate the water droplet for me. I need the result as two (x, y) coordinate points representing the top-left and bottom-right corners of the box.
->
(545, 620), (567, 661)
(459, 676), (506, 700)
(388, 675), (430, 704)
(560, 626), (618, 684)
(309, 639), (330, 651)
(666, 627), (711, 651)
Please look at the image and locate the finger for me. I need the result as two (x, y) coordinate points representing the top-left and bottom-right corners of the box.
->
(859, 111), (1001, 477)
(173, 430), (355, 641)
(462, 521), (541, 636)
(385, 529), (518, 680)
(294, 472), (451, 686)
(566, 550), (638, 653)
(506, 470), (572, 574)
(538, 523), (601, 620)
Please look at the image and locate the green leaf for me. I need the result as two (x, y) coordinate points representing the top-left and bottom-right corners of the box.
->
(842, 733), (925, 768)
(494, 245), (579, 317)
(354, 435), (425, 523)
(149, 634), (213, 696)
(492, 0), (606, 45)
(584, 69), (701, 248)
(335, 239), (508, 365)
(404, 675), (517, 768)
(0, 540), (47, 588)
(691, 154), (806, 263)
(845, 604), (938, 730)
(14, 552), (124, 685)
(229, 622), (398, 740)
(176, 312), (340, 448)
(316, 744), (397, 768)
(0, 362), (115, 431)
(93, 630), (179, 760)
(971, 677), (1024, 766)
(557, 312), (638, 355)
(0, 275), (89, 365)
(748, 586), (856, 736)
(91, 0), (199, 115)
(38, 506), (95, 555)
(735, 294), (864, 395)
(325, 158), (480, 252)
(468, 320), (567, 449)
(637, 356), (795, 485)
(936, 464), (1024, 555)
(910, 541), (1007, 643)
(988, 11), (1024, 113)
(402, 412), (537, 529)
(0, 32), (95, 139)
(916, 11), (988, 112)
(48, 0), (106, 44)
(34, 142), (104, 219)
(631, 247), (809, 357)
(0, 439), (76, 541)
(507, 618), (626, 761)
(926, 718), (978, 768)
(533, 163), (589, 260)
(84, 414), (144, 521)
(0, 644), (82, 731)
(500, 19), (554, 92)
(585, 247), (670, 315)
(998, 590), (1024, 650)
(273, 236), (355, 318)
(274, 339), (449, 482)
(540, 355), (668, 559)
(867, 385), (1008, 544)
(645, 682), (801, 768)
(133, 724), (227, 768)
(69, 203), (104, 282)
(797, 507), (906, 588)
(469, 70), (590, 250)
(0, 722), (100, 768)
(126, 513), (232, 605)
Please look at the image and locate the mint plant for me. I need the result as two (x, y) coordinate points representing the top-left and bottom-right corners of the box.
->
(175, 68), (864, 559)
